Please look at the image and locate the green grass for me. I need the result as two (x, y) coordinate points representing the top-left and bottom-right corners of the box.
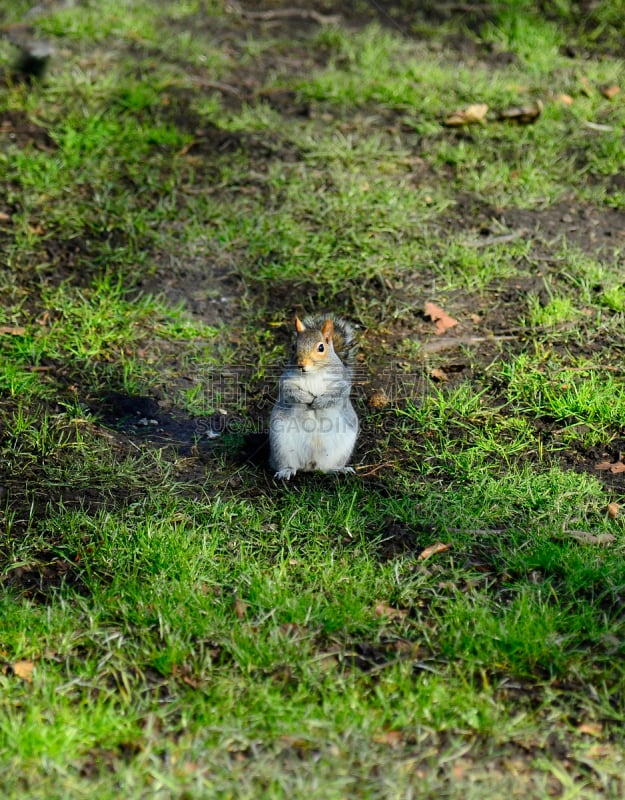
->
(1, 0), (625, 797)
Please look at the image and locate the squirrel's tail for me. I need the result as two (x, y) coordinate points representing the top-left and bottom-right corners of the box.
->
(299, 313), (358, 366)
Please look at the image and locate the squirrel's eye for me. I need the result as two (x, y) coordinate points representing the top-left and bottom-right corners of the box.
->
(317, 343), (325, 353)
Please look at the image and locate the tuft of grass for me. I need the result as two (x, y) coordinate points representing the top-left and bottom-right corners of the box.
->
(480, 1), (565, 74)
(503, 353), (625, 444)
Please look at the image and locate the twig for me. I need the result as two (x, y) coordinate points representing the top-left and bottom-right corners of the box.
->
(583, 120), (614, 132)
(421, 335), (517, 353)
(555, 365), (622, 373)
(563, 531), (616, 545)
(188, 78), (241, 96)
(449, 528), (508, 535)
(355, 462), (396, 477)
(235, 7), (341, 25)
(462, 228), (529, 248)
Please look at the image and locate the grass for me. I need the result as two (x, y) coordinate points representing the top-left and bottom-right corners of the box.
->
(1, 0), (625, 797)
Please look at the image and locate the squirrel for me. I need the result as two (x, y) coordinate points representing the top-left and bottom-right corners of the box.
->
(269, 314), (359, 480)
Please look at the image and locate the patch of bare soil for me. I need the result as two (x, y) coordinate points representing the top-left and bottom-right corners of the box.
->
(0, 109), (55, 151)
(1, 548), (88, 601)
(447, 192), (625, 257)
(503, 200), (625, 257)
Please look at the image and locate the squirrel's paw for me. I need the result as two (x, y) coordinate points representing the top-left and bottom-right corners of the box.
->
(274, 468), (296, 480)
(328, 466), (355, 475)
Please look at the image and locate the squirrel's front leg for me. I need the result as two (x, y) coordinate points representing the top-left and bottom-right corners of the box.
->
(309, 379), (351, 409)
(279, 379), (315, 406)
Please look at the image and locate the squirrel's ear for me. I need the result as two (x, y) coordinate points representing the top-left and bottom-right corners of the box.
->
(321, 319), (334, 341)
(295, 317), (305, 333)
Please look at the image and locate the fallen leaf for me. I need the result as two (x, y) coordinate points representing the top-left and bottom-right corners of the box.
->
(424, 302), (458, 335)
(453, 763), (467, 780)
(577, 722), (603, 736)
(418, 542), (451, 561)
(279, 622), (307, 637)
(279, 735), (311, 750)
(498, 99), (543, 124)
(0, 211), (10, 222)
(180, 761), (201, 775)
(181, 672), (201, 689)
(0, 326), (26, 336)
(595, 460), (625, 474)
(607, 502), (620, 519)
(579, 75), (593, 96)
(233, 597), (248, 619)
(316, 652), (339, 672)
(558, 93), (573, 105)
(600, 84), (620, 100)
(367, 388), (390, 409)
(12, 660), (34, 683)
(430, 367), (448, 382)
(373, 730), (404, 746)
(374, 601), (407, 620)
(586, 744), (615, 759)
(444, 102), (489, 127)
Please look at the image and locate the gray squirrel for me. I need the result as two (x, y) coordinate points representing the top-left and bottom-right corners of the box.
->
(269, 314), (359, 480)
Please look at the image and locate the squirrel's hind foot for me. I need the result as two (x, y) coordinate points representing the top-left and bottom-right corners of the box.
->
(274, 468), (297, 480)
(328, 466), (355, 475)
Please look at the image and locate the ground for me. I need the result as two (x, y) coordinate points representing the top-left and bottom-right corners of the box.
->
(1, 0), (625, 797)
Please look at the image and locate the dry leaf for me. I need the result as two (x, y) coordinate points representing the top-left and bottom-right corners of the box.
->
(418, 541), (451, 561)
(0, 211), (10, 222)
(453, 763), (467, 780)
(12, 660), (34, 683)
(579, 75), (593, 96)
(368, 389), (390, 409)
(595, 460), (625, 474)
(586, 744), (615, 759)
(0, 326), (26, 336)
(559, 93), (573, 105)
(444, 103), (489, 127)
(374, 601), (407, 620)
(180, 761), (201, 775)
(607, 502), (620, 519)
(373, 730), (404, 746)
(430, 367), (448, 382)
(181, 672), (201, 689)
(279, 622), (306, 636)
(577, 722), (603, 736)
(498, 99), (543, 124)
(316, 652), (339, 672)
(600, 84), (620, 100)
(424, 302), (458, 335)
(233, 597), (248, 620)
